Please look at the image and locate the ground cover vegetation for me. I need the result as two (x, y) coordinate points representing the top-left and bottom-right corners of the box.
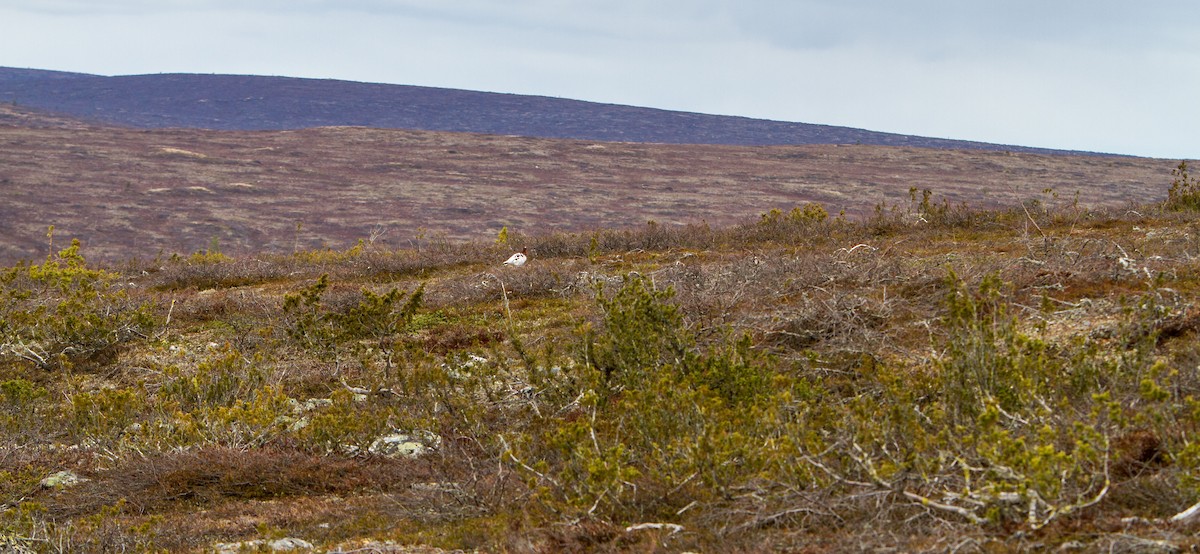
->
(3, 166), (1200, 552)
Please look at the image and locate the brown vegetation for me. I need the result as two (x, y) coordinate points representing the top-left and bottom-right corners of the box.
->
(3, 108), (1200, 552)
(0, 103), (1178, 265)
(3, 186), (1200, 551)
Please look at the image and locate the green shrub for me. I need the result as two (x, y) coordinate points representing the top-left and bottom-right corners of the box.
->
(157, 347), (267, 413)
(281, 274), (424, 356)
(0, 378), (44, 406)
(821, 270), (1192, 528)
(512, 274), (788, 521)
(142, 347), (298, 449)
(0, 239), (155, 371)
(759, 203), (829, 227)
(70, 387), (146, 441)
(297, 388), (399, 454)
(1166, 161), (1200, 211)
(747, 203), (832, 245)
(936, 270), (1051, 424)
(0, 378), (48, 438)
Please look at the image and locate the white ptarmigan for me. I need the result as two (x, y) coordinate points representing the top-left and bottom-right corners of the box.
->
(503, 247), (528, 267)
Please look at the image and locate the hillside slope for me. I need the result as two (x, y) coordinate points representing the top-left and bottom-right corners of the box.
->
(1, 67), (1090, 154)
(0, 103), (1174, 264)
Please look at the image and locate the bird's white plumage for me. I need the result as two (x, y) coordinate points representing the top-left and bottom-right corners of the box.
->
(503, 247), (528, 267)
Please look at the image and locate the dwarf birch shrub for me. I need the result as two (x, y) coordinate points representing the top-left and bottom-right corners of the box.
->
(846, 271), (1199, 526)
(296, 388), (412, 455)
(514, 275), (790, 521)
(758, 203), (828, 228)
(70, 387), (148, 443)
(917, 271), (1114, 524)
(157, 347), (268, 413)
(0, 378), (48, 441)
(769, 269), (1185, 530)
(936, 270), (1051, 424)
(281, 274), (424, 363)
(1166, 161), (1200, 212)
(106, 347), (296, 450)
(734, 203), (833, 246)
(0, 239), (154, 372)
(189, 385), (294, 449)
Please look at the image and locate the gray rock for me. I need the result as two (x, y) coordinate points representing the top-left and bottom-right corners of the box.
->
(368, 430), (442, 459)
(269, 538), (315, 551)
(213, 537), (314, 553)
(39, 470), (86, 489)
(288, 397), (333, 414)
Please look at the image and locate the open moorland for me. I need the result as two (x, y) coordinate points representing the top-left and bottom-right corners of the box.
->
(6, 173), (1200, 552)
(3, 101), (1200, 552)
(0, 103), (1178, 265)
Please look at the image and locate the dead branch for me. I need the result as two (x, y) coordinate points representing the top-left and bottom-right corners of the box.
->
(1169, 499), (1200, 523)
(625, 522), (684, 534)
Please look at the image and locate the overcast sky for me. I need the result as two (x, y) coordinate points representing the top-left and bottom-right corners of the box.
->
(1, 1), (1196, 158)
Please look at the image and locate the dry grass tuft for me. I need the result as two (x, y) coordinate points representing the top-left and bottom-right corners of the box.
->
(46, 447), (428, 517)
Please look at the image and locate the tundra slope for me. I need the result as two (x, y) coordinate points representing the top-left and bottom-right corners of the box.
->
(0, 104), (1175, 265)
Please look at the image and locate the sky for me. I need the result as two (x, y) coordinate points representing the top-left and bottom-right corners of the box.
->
(1, 1), (1196, 159)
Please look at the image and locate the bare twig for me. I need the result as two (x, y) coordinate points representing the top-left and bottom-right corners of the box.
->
(1019, 197), (1047, 240)
(0, 341), (48, 367)
(483, 272), (513, 330)
(625, 522), (684, 534)
(497, 435), (559, 488)
(846, 442), (987, 524)
(1169, 499), (1200, 523)
(901, 489), (986, 525)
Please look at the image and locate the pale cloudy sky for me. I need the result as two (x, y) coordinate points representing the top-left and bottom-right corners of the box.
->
(1, 1), (1196, 158)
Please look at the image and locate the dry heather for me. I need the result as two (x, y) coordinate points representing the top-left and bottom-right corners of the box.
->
(0, 107), (1178, 265)
(4, 182), (1200, 552)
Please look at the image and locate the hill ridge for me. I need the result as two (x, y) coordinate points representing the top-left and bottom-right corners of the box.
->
(0, 66), (1097, 155)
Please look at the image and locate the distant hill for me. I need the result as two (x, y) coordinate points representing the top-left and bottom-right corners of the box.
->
(0, 67), (1090, 154)
(0, 67), (95, 83)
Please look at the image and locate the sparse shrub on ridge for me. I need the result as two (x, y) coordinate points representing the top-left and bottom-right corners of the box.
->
(1166, 161), (1200, 211)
